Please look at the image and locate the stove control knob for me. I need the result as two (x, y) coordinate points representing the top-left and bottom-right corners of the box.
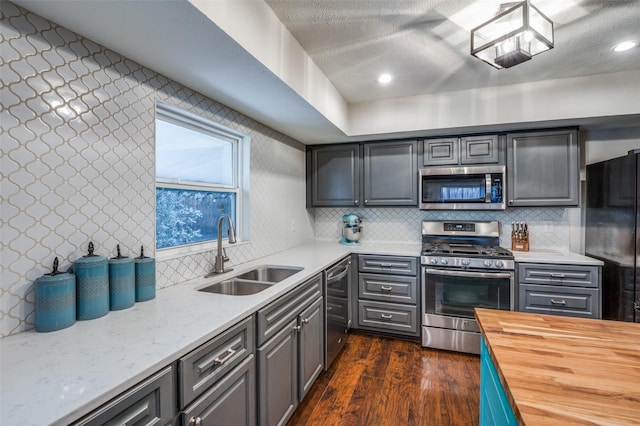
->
(430, 257), (438, 265)
(440, 258), (449, 265)
(461, 259), (470, 266)
(495, 260), (504, 269)
(483, 260), (493, 267)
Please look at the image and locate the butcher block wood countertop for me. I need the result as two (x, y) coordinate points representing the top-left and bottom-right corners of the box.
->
(475, 308), (640, 426)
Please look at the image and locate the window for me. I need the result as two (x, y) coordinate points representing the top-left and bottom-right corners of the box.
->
(155, 103), (250, 255)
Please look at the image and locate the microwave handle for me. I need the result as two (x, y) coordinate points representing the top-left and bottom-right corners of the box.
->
(485, 174), (492, 202)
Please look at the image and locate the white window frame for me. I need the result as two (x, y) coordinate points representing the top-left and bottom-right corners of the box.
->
(155, 102), (250, 262)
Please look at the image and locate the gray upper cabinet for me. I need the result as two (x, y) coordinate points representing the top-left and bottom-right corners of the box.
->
(507, 129), (579, 207)
(307, 140), (418, 207)
(423, 135), (502, 166)
(308, 144), (361, 207)
(422, 137), (459, 166)
(363, 141), (418, 206)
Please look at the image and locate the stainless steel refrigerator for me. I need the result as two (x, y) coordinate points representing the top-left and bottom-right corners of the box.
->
(585, 150), (640, 323)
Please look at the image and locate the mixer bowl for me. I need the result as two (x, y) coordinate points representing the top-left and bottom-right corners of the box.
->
(343, 227), (362, 242)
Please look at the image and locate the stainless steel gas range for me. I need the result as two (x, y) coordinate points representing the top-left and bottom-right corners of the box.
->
(420, 221), (514, 354)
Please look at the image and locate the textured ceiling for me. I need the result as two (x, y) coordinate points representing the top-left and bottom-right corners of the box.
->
(266, 0), (640, 103)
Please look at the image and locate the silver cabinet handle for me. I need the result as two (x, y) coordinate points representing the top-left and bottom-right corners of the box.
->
(196, 347), (237, 374)
(550, 299), (567, 305)
(301, 318), (310, 324)
(365, 199), (369, 204)
(293, 325), (302, 333)
(213, 348), (237, 366)
(380, 286), (393, 292)
(354, 200), (359, 205)
(550, 273), (566, 278)
(189, 416), (203, 426)
(380, 314), (393, 320)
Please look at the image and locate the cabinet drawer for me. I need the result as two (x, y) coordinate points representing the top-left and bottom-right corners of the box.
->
(257, 274), (322, 346)
(179, 316), (254, 408)
(73, 366), (175, 426)
(359, 273), (417, 304)
(357, 300), (418, 336)
(358, 255), (417, 276)
(518, 263), (600, 288)
(182, 355), (255, 426)
(519, 284), (600, 319)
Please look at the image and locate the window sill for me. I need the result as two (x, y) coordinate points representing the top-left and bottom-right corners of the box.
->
(155, 239), (250, 262)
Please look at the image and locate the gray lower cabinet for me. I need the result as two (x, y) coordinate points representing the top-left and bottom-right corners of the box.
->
(518, 263), (601, 319)
(354, 255), (420, 337)
(257, 274), (324, 426)
(72, 366), (175, 426)
(181, 355), (255, 426)
(507, 129), (579, 207)
(178, 316), (255, 426)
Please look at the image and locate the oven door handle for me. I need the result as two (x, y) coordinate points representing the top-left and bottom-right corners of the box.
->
(424, 268), (513, 280)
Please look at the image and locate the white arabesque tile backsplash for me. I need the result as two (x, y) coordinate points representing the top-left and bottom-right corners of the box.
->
(0, 2), (314, 337)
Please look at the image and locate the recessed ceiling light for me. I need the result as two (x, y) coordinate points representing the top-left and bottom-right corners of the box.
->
(613, 41), (637, 52)
(377, 73), (392, 84)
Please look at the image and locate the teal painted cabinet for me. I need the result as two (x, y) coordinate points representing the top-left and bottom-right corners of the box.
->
(480, 338), (518, 426)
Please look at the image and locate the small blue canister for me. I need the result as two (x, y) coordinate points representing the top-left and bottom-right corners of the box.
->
(109, 244), (135, 310)
(74, 242), (109, 320)
(134, 246), (156, 302)
(35, 257), (76, 332)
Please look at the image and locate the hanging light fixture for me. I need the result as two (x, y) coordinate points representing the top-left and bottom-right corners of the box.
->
(471, 1), (554, 69)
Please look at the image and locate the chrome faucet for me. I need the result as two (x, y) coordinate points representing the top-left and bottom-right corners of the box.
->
(208, 215), (237, 276)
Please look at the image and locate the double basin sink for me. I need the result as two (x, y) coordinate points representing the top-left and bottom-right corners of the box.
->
(199, 266), (303, 296)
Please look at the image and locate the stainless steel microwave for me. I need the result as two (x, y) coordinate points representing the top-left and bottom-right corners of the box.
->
(419, 165), (506, 210)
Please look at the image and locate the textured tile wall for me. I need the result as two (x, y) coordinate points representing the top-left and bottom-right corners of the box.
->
(315, 207), (575, 250)
(0, 2), (314, 337)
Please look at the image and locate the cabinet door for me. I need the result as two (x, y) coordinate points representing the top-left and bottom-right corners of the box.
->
(298, 297), (324, 400)
(363, 141), (418, 206)
(182, 355), (255, 426)
(460, 135), (500, 164)
(309, 144), (361, 207)
(73, 366), (175, 426)
(507, 129), (579, 206)
(258, 319), (298, 426)
(422, 138), (459, 166)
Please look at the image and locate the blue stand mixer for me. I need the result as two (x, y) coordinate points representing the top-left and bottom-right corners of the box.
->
(340, 214), (363, 246)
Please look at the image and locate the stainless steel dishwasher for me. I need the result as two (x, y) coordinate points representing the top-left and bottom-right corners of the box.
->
(324, 256), (351, 369)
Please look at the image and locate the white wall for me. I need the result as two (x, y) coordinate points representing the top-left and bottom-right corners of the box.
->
(0, 3), (314, 337)
(584, 127), (640, 164)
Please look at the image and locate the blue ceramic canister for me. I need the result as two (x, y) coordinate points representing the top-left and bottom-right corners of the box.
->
(109, 244), (135, 310)
(74, 242), (109, 320)
(134, 246), (156, 302)
(35, 257), (76, 332)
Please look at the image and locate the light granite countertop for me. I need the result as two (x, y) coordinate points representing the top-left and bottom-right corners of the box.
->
(512, 250), (603, 266)
(0, 241), (603, 425)
(0, 241), (420, 426)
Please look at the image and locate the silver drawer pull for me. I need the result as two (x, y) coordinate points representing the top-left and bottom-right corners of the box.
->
(380, 263), (393, 268)
(189, 416), (203, 426)
(301, 318), (310, 324)
(550, 299), (567, 305)
(197, 348), (237, 374)
(380, 286), (393, 292)
(293, 325), (302, 333)
(550, 273), (566, 278)
(380, 314), (393, 320)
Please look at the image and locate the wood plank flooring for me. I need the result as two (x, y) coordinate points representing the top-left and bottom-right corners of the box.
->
(287, 332), (480, 426)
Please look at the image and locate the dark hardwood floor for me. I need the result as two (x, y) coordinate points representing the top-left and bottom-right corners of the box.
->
(287, 332), (480, 426)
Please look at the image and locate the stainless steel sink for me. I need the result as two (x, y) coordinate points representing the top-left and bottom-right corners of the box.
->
(234, 266), (303, 283)
(199, 279), (274, 296)
(198, 265), (303, 296)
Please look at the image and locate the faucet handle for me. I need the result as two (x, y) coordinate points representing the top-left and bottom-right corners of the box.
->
(222, 248), (229, 262)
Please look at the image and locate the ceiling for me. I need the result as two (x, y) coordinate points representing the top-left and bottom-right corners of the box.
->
(266, 0), (640, 103)
(10, 0), (640, 144)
